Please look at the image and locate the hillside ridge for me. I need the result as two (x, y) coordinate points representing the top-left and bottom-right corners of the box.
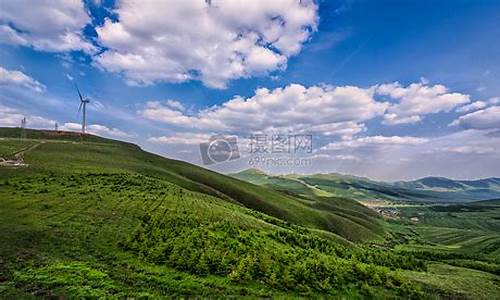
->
(231, 168), (500, 203)
(0, 127), (383, 242)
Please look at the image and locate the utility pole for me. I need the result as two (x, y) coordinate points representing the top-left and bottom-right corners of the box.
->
(20, 117), (27, 139)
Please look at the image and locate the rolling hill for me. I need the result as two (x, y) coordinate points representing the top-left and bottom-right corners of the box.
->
(231, 169), (500, 203)
(2, 128), (500, 298)
(472, 198), (500, 206)
(0, 128), (383, 243)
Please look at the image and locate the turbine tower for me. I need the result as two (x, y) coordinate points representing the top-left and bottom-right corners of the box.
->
(75, 84), (90, 134)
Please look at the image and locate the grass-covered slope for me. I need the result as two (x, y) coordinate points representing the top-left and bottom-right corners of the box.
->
(1, 171), (433, 298)
(0, 129), (436, 298)
(231, 169), (385, 241)
(2, 129), (500, 298)
(1, 129), (384, 242)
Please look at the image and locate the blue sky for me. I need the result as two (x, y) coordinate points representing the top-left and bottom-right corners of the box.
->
(1, 0), (500, 180)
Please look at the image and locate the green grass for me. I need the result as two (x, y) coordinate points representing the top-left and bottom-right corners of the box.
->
(235, 167), (500, 298)
(380, 202), (500, 295)
(400, 263), (500, 299)
(0, 172), (425, 298)
(0, 139), (37, 158)
(2, 130), (384, 243)
(230, 169), (384, 241)
(2, 128), (500, 298)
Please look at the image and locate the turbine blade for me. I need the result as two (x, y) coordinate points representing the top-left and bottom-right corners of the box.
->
(78, 102), (83, 113)
(75, 84), (84, 102)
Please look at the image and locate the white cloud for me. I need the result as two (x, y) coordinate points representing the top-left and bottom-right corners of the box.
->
(140, 101), (207, 128)
(430, 145), (495, 155)
(305, 122), (366, 139)
(321, 135), (428, 151)
(0, 104), (54, 128)
(311, 153), (361, 161)
(148, 133), (211, 145)
(450, 106), (500, 130)
(0, 0), (95, 53)
(359, 136), (429, 145)
(333, 154), (361, 161)
(140, 84), (388, 137)
(60, 122), (132, 138)
(301, 129), (500, 181)
(165, 99), (186, 111)
(456, 101), (487, 113)
(94, 0), (318, 88)
(489, 97), (500, 105)
(320, 135), (428, 150)
(87, 124), (132, 138)
(140, 81), (480, 138)
(0, 66), (46, 92)
(377, 81), (470, 125)
(382, 114), (421, 125)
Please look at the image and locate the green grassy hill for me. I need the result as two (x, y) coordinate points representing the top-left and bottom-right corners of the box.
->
(2, 128), (500, 298)
(231, 169), (384, 241)
(232, 169), (500, 203)
(0, 129), (383, 243)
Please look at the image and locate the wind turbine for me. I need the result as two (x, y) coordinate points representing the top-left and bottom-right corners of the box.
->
(75, 84), (90, 134)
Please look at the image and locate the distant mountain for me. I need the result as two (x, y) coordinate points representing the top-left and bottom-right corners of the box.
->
(472, 198), (500, 206)
(231, 169), (500, 203)
(393, 176), (500, 202)
(394, 176), (500, 190)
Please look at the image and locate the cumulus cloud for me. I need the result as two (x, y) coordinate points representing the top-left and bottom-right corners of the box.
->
(377, 81), (470, 125)
(140, 81), (480, 139)
(321, 135), (428, 151)
(0, 66), (46, 92)
(134, 80), (498, 179)
(489, 97), (500, 105)
(148, 133), (211, 145)
(60, 122), (132, 138)
(140, 101), (209, 128)
(94, 0), (318, 88)
(305, 122), (366, 139)
(430, 145), (495, 155)
(87, 124), (132, 138)
(0, 105), (54, 128)
(0, 0), (95, 53)
(311, 153), (361, 161)
(140, 84), (388, 137)
(456, 101), (487, 113)
(450, 106), (500, 131)
(165, 99), (186, 111)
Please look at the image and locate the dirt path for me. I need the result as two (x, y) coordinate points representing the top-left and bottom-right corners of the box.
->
(0, 141), (45, 167)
